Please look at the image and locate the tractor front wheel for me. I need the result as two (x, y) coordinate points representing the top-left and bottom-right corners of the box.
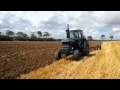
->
(74, 50), (79, 60)
(55, 51), (61, 60)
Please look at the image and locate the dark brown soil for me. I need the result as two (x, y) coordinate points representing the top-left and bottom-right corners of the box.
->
(0, 41), (61, 79)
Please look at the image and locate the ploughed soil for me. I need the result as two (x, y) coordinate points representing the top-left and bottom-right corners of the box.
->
(0, 41), (61, 79)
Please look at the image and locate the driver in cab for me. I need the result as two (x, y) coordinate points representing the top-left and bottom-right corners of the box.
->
(73, 33), (78, 38)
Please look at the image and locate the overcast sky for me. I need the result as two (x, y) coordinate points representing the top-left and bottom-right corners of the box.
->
(0, 11), (120, 40)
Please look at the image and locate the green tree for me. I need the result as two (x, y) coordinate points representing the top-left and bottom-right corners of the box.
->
(110, 36), (113, 40)
(6, 30), (14, 37)
(101, 35), (105, 40)
(37, 31), (42, 38)
(87, 36), (92, 40)
(43, 32), (51, 38)
(30, 32), (37, 39)
(16, 32), (28, 39)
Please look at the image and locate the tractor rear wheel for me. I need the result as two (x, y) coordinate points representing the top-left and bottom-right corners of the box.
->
(81, 41), (89, 56)
(55, 51), (61, 60)
(74, 50), (79, 60)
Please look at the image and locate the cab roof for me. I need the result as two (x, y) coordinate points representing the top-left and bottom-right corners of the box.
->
(69, 29), (83, 32)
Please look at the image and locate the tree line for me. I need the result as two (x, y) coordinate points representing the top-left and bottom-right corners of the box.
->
(0, 30), (60, 41)
(0, 30), (114, 41)
(87, 35), (114, 41)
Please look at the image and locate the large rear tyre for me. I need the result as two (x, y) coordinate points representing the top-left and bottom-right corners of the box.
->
(81, 41), (89, 56)
(74, 50), (79, 60)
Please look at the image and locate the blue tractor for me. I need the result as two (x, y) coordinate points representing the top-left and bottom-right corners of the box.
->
(55, 24), (89, 60)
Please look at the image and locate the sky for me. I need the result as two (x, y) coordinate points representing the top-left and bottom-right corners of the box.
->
(0, 11), (120, 40)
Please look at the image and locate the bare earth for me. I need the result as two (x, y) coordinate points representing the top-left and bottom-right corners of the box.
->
(19, 41), (120, 79)
(0, 41), (61, 79)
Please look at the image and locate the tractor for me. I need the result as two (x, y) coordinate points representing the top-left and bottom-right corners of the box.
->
(55, 24), (89, 60)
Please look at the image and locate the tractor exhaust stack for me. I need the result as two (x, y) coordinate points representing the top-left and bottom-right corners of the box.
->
(66, 24), (70, 38)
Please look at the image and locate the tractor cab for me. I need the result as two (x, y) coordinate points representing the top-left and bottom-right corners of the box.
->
(69, 30), (85, 39)
(65, 25), (86, 40)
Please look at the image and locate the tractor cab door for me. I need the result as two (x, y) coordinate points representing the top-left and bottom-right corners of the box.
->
(80, 31), (86, 40)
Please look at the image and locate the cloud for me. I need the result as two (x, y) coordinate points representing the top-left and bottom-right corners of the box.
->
(92, 11), (120, 27)
(0, 12), (32, 35)
(112, 27), (120, 32)
(0, 11), (120, 39)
